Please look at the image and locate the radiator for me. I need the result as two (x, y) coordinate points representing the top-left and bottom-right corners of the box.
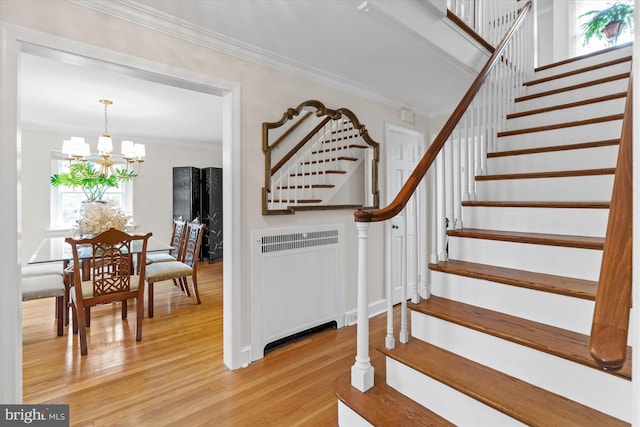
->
(251, 224), (345, 361)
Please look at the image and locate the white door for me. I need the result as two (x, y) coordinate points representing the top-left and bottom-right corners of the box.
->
(385, 124), (425, 304)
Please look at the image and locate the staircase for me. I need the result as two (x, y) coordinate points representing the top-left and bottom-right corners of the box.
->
(336, 44), (633, 426)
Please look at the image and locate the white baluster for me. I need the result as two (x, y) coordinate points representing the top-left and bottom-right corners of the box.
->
(436, 150), (447, 261)
(453, 136), (462, 229)
(351, 221), (374, 392)
(429, 167), (438, 265)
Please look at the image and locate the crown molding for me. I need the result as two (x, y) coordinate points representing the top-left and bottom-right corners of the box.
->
(70, 0), (424, 115)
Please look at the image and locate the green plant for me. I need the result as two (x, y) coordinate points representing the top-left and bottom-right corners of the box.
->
(50, 162), (134, 202)
(580, 2), (633, 45)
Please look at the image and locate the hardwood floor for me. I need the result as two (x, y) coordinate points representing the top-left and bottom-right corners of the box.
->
(22, 261), (395, 426)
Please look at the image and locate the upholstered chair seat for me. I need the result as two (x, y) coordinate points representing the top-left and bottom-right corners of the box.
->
(21, 274), (66, 336)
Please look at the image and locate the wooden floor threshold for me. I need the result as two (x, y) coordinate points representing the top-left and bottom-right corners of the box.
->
(524, 56), (631, 87)
(497, 114), (623, 137)
(380, 340), (630, 426)
(476, 168), (615, 181)
(462, 200), (610, 209)
(515, 73), (629, 103)
(429, 259), (597, 300)
(506, 92), (626, 119)
(446, 228), (604, 250)
(408, 296), (632, 380)
(334, 370), (454, 427)
(488, 139), (619, 158)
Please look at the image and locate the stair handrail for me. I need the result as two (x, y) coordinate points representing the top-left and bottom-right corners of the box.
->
(355, 0), (532, 224)
(589, 76), (633, 370)
(350, 1), (533, 393)
(271, 116), (332, 175)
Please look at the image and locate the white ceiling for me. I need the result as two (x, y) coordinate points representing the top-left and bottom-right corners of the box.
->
(19, 0), (481, 147)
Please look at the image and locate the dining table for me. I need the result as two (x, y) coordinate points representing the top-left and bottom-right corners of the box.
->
(28, 234), (173, 325)
(29, 234), (173, 268)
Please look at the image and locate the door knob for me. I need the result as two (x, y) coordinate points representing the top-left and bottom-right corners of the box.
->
(392, 225), (399, 229)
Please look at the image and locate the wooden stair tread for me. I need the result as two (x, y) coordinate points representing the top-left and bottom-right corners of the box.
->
(534, 42), (632, 73)
(269, 199), (322, 203)
(506, 92), (626, 119)
(497, 114), (623, 137)
(429, 259), (597, 300)
(446, 228), (604, 250)
(312, 144), (368, 154)
(476, 168), (615, 181)
(301, 156), (357, 165)
(289, 170), (346, 176)
(335, 371), (454, 427)
(462, 200), (610, 208)
(515, 72), (629, 103)
(488, 139), (619, 158)
(524, 56), (631, 87)
(409, 296), (632, 380)
(276, 184), (335, 189)
(380, 340), (630, 426)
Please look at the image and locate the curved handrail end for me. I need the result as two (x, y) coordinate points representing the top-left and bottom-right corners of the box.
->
(589, 325), (627, 370)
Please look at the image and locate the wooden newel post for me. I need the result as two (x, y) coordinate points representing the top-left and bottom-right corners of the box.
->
(351, 221), (374, 392)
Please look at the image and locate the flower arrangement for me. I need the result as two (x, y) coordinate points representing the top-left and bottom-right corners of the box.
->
(76, 200), (129, 235)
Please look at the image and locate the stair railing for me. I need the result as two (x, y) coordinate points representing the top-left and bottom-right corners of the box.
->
(589, 76), (633, 371)
(350, 0), (534, 392)
(448, 0), (525, 47)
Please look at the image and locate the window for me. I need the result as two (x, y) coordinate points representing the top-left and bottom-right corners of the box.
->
(50, 152), (133, 229)
(573, 0), (634, 57)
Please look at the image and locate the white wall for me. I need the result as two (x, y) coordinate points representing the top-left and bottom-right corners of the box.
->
(19, 129), (221, 265)
(0, 0), (430, 376)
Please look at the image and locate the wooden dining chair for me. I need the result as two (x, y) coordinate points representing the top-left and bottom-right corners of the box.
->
(146, 219), (186, 264)
(65, 229), (152, 355)
(145, 222), (204, 318)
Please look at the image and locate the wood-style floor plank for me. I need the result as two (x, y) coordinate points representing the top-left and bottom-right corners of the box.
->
(22, 261), (392, 426)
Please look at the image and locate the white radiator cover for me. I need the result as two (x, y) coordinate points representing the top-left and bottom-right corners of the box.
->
(250, 224), (345, 361)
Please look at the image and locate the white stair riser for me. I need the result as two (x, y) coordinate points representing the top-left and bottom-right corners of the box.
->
(410, 313), (633, 422)
(448, 237), (602, 280)
(461, 206), (609, 237)
(475, 175), (614, 202)
(513, 78), (629, 113)
(386, 357), (526, 427)
(486, 145), (618, 174)
(524, 62), (631, 96)
(505, 98), (625, 130)
(430, 271), (595, 334)
(531, 46), (632, 80)
(496, 120), (623, 151)
(337, 402), (373, 427)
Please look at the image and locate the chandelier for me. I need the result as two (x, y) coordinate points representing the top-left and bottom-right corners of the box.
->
(61, 99), (145, 179)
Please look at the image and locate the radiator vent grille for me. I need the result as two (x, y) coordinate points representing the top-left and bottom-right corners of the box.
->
(261, 230), (339, 253)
